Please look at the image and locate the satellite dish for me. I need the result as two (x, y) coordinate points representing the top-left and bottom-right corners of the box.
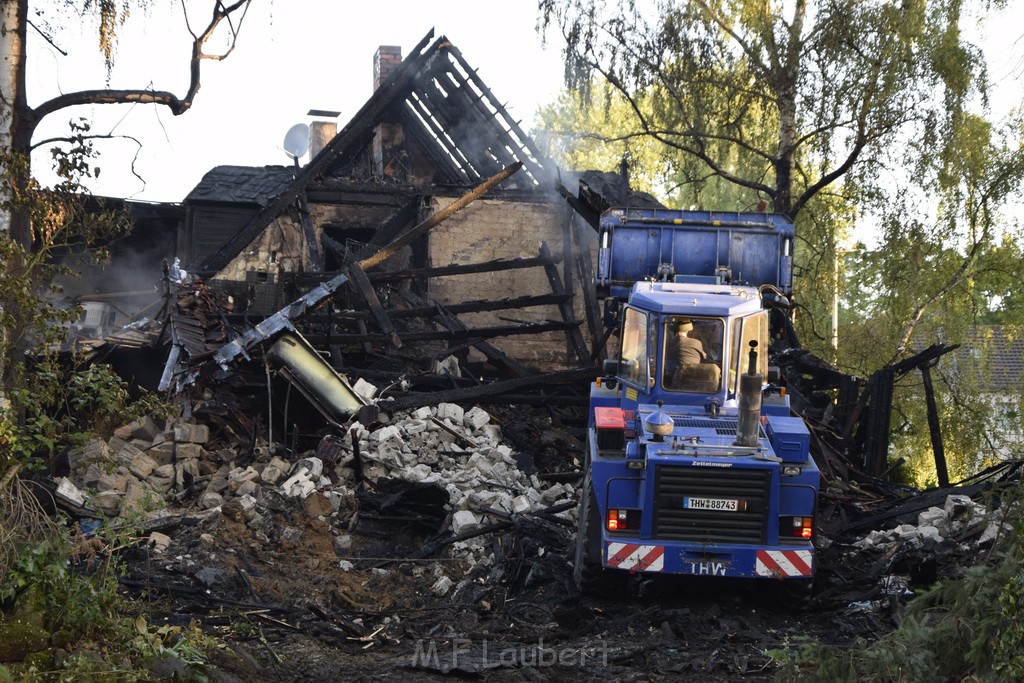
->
(283, 123), (310, 160)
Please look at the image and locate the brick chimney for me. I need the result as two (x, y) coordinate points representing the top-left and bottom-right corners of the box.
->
(374, 45), (402, 90)
(309, 120), (337, 159)
(373, 45), (407, 180)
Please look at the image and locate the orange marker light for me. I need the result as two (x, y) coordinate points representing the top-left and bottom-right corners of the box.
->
(607, 509), (620, 531)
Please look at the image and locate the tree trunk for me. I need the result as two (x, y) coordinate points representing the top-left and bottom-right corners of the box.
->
(0, 0), (32, 250)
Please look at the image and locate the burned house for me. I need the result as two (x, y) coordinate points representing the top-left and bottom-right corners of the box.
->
(177, 31), (638, 375)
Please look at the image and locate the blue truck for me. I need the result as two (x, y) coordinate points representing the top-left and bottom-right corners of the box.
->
(574, 208), (819, 601)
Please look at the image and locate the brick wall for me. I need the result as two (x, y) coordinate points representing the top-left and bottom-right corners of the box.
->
(427, 196), (598, 371)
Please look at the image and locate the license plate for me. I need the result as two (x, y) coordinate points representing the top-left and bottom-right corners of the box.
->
(684, 496), (740, 511)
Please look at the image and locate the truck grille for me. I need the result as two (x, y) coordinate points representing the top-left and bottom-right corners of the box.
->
(671, 417), (766, 437)
(653, 465), (771, 544)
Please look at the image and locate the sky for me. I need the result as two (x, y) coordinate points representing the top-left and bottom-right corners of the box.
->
(28, 0), (568, 203)
(26, 1), (1024, 207)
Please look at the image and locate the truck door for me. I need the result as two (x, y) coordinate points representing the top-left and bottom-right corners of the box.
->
(728, 311), (769, 398)
(618, 306), (654, 404)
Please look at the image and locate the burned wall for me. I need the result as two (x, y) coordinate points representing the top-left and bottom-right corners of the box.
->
(427, 196), (597, 370)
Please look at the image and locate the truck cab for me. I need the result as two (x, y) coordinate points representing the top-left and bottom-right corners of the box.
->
(575, 209), (819, 601)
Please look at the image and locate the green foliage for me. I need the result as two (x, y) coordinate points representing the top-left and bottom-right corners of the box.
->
(0, 358), (172, 471)
(773, 483), (1024, 680)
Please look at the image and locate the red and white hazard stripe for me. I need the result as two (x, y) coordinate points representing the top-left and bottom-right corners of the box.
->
(606, 543), (665, 572)
(755, 550), (813, 577)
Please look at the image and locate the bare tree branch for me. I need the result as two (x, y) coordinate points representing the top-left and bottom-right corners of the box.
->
(30, 0), (251, 124)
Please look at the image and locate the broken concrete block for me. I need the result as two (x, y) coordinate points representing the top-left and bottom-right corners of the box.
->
(403, 420), (428, 436)
(511, 495), (532, 514)
(112, 422), (136, 441)
(338, 560), (354, 571)
(115, 443), (144, 468)
(92, 491), (122, 516)
(237, 495), (257, 514)
(333, 534), (352, 555)
(173, 423), (210, 444)
(199, 491), (224, 510)
(292, 457), (324, 480)
(133, 416), (162, 442)
(281, 468), (315, 498)
(175, 442), (204, 461)
(452, 510), (482, 535)
(148, 442), (175, 466)
(152, 464), (175, 480)
(431, 575), (454, 596)
(280, 525), (303, 542)
(464, 406), (491, 431)
(260, 463), (286, 485)
(916, 525), (943, 547)
(96, 472), (128, 493)
(435, 355), (462, 377)
(176, 458), (201, 488)
(918, 506), (949, 533)
(235, 480), (258, 498)
(369, 425), (402, 444)
(945, 494), (986, 528)
(147, 474), (174, 494)
(122, 481), (156, 518)
(128, 453), (159, 480)
(106, 436), (128, 455)
(411, 406), (433, 420)
(148, 532), (171, 554)
(435, 403), (464, 424)
(81, 463), (104, 488)
(352, 377), (378, 401)
(401, 464), (434, 483)
(69, 439), (111, 472)
(56, 478), (86, 507)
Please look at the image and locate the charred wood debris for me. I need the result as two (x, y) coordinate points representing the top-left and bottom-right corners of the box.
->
(42, 172), (1023, 677)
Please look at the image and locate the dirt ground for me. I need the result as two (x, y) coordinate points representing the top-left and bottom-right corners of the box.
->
(120, 488), (917, 683)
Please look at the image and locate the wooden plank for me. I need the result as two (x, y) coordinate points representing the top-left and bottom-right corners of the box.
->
(346, 262), (402, 349)
(304, 320), (575, 346)
(539, 242), (589, 364)
(433, 305), (532, 378)
(379, 368), (599, 412)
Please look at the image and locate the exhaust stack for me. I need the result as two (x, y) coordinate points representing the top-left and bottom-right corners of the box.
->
(734, 341), (763, 447)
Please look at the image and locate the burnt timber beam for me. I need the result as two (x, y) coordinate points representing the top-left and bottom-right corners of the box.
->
(213, 162), (523, 368)
(293, 294), (571, 324)
(921, 363), (949, 487)
(443, 43), (552, 183)
(304, 320), (575, 346)
(345, 262), (402, 349)
(379, 367), (598, 412)
(540, 242), (589, 364)
(556, 179), (599, 231)
(294, 255), (561, 289)
(433, 304), (533, 378)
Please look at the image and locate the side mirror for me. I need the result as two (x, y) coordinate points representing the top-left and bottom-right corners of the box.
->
(767, 366), (781, 383)
(602, 358), (621, 376)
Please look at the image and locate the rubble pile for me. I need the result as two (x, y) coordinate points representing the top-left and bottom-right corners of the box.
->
(57, 391), (577, 593)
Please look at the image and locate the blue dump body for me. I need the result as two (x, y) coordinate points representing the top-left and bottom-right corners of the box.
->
(576, 208), (817, 593)
(596, 208), (794, 300)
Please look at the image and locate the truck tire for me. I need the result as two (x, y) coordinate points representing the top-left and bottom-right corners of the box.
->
(573, 484), (622, 595)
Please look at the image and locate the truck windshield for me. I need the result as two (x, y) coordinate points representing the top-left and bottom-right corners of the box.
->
(619, 307), (651, 388)
(662, 317), (724, 393)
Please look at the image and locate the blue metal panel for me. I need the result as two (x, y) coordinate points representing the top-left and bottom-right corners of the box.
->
(597, 209), (794, 297)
